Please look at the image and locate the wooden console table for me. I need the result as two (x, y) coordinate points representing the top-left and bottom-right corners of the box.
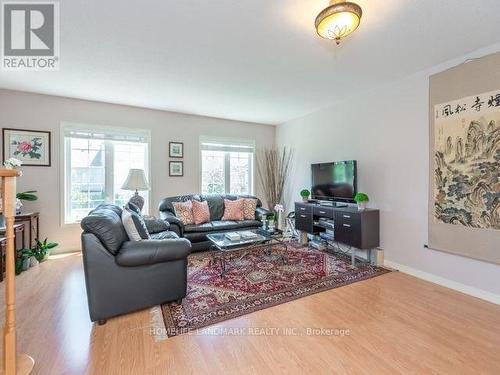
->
(15, 212), (39, 249)
(0, 224), (25, 282)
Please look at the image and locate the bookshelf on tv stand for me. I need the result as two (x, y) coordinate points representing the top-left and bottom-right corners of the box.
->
(294, 201), (380, 266)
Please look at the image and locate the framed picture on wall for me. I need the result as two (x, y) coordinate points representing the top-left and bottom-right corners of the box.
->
(169, 142), (184, 158)
(2, 128), (51, 167)
(169, 161), (184, 177)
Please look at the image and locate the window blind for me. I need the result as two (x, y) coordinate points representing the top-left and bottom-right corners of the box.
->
(63, 124), (150, 143)
(200, 136), (255, 153)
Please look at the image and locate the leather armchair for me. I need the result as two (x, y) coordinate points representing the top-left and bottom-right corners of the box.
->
(80, 204), (192, 324)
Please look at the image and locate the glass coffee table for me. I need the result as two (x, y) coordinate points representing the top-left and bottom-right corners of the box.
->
(207, 228), (287, 277)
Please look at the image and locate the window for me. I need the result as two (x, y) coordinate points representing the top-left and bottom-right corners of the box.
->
(63, 124), (150, 223)
(200, 137), (254, 195)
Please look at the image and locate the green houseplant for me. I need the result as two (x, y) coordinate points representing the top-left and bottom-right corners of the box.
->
(14, 238), (58, 275)
(33, 238), (58, 262)
(300, 189), (310, 202)
(14, 190), (38, 214)
(16, 249), (34, 275)
(16, 190), (38, 202)
(354, 192), (369, 210)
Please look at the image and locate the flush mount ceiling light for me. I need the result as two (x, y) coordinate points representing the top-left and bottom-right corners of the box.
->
(315, 0), (363, 44)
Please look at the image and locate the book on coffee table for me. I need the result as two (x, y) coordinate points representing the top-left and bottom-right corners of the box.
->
(239, 231), (258, 239)
(225, 232), (241, 241)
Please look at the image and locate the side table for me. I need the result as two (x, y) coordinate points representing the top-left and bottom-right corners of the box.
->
(0, 224), (25, 282)
(15, 212), (40, 248)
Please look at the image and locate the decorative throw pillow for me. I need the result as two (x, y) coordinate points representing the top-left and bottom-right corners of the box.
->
(242, 198), (257, 220)
(122, 208), (150, 241)
(143, 217), (170, 234)
(172, 200), (195, 225)
(222, 198), (244, 221)
(192, 200), (210, 225)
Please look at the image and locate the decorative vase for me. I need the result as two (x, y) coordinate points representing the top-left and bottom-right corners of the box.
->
(300, 231), (308, 245)
(40, 253), (49, 262)
(273, 204), (285, 232)
(357, 201), (367, 210)
(29, 256), (39, 267)
(22, 258), (30, 271)
(15, 198), (23, 214)
(302, 197), (308, 203)
(268, 219), (275, 230)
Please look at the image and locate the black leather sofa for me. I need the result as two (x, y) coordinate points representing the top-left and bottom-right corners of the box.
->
(159, 194), (271, 252)
(80, 204), (192, 324)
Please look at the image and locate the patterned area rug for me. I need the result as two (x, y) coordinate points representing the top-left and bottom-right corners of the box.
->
(161, 242), (389, 337)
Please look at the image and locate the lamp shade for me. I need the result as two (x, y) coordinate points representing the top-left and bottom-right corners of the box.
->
(121, 169), (149, 191)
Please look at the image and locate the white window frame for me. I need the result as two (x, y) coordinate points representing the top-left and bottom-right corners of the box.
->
(60, 122), (151, 225)
(199, 136), (255, 195)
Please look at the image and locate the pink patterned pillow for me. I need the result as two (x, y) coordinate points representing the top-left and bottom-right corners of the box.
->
(222, 199), (244, 221)
(242, 198), (257, 220)
(172, 200), (194, 225)
(192, 200), (210, 225)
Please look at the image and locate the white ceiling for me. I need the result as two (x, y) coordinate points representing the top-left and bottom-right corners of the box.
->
(1, 0), (500, 125)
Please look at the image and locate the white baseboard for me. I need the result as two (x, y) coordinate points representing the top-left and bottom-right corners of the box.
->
(384, 260), (500, 306)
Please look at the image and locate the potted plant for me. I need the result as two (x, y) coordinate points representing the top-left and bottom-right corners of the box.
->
(17, 249), (33, 274)
(33, 238), (58, 262)
(15, 190), (38, 214)
(300, 189), (310, 202)
(354, 193), (369, 210)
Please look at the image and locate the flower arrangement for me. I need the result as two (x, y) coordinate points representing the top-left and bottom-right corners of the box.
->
(3, 158), (22, 169)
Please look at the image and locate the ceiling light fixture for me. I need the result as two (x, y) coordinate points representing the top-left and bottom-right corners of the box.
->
(315, 0), (363, 44)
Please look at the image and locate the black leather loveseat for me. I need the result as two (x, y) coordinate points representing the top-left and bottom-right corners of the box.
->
(80, 204), (191, 324)
(159, 194), (271, 252)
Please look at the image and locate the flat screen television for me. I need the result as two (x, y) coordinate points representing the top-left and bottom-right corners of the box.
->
(311, 160), (357, 202)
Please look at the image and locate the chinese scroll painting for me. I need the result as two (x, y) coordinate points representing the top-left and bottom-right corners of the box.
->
(434, 89), (500, 230)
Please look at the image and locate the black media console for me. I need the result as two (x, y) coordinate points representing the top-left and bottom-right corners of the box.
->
(295, 201), (380, 265)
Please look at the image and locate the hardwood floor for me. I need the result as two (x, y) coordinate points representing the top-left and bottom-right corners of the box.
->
(1, 253), (499, 375)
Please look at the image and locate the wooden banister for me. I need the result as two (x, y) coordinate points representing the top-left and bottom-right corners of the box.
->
(0, 169), (34, 375)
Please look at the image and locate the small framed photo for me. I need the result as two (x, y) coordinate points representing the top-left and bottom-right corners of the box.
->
(169, 161), (184, 177)
(2, 128), (51, 167)
(169, 142), (184, 158)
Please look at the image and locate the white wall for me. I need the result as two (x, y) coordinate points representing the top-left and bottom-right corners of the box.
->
(0, 90), (275, 252)
(277, 44), (500, 299)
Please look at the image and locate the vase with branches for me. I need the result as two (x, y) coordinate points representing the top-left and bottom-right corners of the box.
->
(256, 147), (293, 218)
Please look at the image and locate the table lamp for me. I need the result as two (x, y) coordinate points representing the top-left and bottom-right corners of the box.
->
(121, 169), (149, 211)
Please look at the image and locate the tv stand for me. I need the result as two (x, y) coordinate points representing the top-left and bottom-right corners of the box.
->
(295, 201), (380, 265)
